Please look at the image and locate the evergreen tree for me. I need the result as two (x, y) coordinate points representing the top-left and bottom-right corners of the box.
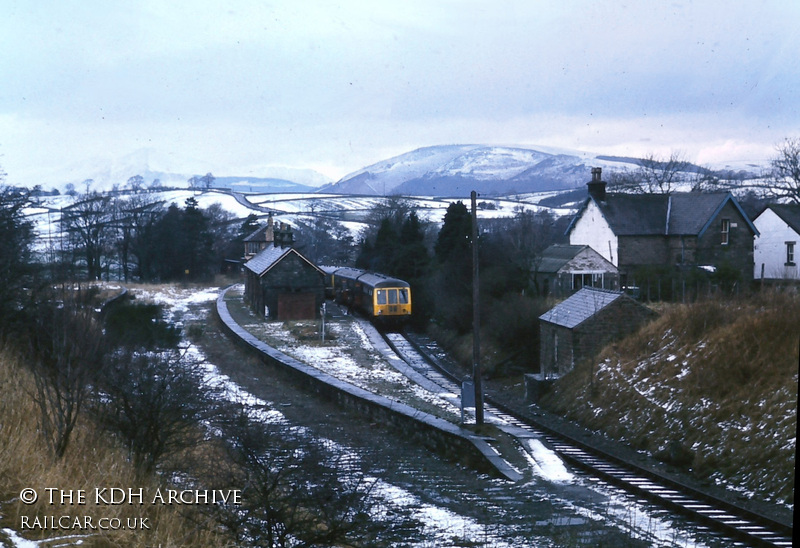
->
(434, 201), (471, 265)
(372, 217), (400, 273)
(0, 183), (35, 332)
(433, 201), (473, 333)
(395, 211), (429, 281)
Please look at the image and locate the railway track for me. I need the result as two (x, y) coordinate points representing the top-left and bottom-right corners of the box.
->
(383, 330), (793, 548)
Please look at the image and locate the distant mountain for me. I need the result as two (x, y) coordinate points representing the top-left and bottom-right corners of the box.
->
(20, 148), (330, 193)
(322, 145), (644, 198)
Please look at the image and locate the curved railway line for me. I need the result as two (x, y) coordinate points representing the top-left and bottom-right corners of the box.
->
(384, 330), (794, 548)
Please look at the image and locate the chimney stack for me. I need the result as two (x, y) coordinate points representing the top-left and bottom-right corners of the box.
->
(587, 167), (606, 201)
(273, 222), (294, 248)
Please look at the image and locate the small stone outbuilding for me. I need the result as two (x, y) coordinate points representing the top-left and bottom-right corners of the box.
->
(538, 287), (656, 378)
(244, 244), (326, 321)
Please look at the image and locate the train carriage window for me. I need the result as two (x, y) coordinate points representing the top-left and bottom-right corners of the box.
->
(399, 289), (409, 304)
(388, 289), (398, 304)
(376, 289), (387, 304)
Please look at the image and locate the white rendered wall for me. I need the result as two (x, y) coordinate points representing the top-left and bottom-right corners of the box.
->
(569, 201), (619, 266)
(753, 208), (799, 280)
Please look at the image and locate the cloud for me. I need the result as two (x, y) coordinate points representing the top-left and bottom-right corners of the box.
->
(1, 1), (799, 183)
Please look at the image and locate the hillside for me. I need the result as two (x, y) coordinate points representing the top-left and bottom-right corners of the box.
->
(324, 144), (641, 197)
(539, 291), (797, 507)
(321, 144), (768, 198)
(12, 143), (769, 200)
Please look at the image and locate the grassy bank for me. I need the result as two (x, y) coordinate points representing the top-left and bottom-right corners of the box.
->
(0, 347), (226, 547)
(539, 290), (797, 506)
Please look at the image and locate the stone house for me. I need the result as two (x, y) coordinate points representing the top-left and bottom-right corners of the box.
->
(567, 168), (759, 287)
(535, 244), (619, 297)
(753, 203), (800, 281)
(244, 243), (326, 321)
(539, 287), (656, 378)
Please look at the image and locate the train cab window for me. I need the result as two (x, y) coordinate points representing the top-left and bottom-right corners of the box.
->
(388, 289), (398, 304)
(376, 289), (387, 304)
(398, 288), (409, 304)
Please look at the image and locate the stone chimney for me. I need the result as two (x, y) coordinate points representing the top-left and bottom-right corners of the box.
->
(273, 222), (294, 248)
(587, 167), (606, 201)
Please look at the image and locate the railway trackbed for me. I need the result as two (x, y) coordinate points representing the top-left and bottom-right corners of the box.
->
(383, 330), (794, 548)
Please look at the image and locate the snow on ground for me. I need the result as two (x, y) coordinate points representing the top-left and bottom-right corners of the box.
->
(250, 318), (465, 421)
(133, 285), (535, 547)
(522, 439), (574, 484)
(1, 528), (45, 547)
(120, 285), (715, 548)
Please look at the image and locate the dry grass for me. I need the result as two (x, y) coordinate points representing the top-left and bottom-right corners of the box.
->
(540, 289), (798, 506)
(0, 347), (231, 547)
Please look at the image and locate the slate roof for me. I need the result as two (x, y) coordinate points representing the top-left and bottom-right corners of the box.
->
(766, 203), (800, 234)
(244, 245), (323, 277)
(568, 191), (759, 237)
(243, 223), (273, 243)
(537, 245), (590, 273)
(539, 287), (624, 329)
(592, 194), (669, 235)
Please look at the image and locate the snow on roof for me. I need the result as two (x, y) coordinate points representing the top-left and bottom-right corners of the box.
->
(244, 245), (323, 276)
(539, 287), (624, 329)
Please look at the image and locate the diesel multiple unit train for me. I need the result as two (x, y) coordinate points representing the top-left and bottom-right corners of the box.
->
(322, 266), (411, 324)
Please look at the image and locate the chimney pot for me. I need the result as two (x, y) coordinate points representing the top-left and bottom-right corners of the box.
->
(587, 167), (607, 201)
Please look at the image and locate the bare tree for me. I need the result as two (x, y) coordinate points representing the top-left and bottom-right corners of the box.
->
(201, 172), (215, 190)
(61, 192), (115, 280)
(607, 152), (692, 194)
(639, 151), (692, 194)
(489, 207), (561, 294)
(126, 174), (144, 193)
(95, 347), (215, 475)
(113, 194), (168, 282)
(26, 291), (105, 459)
(767, 137), (800, 204)
(213, 406), (379, 548)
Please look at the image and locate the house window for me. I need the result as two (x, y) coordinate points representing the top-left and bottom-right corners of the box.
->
(572, 273), (603, 290)
(787, 242), (796, 266)
(720, 218), (730, 245)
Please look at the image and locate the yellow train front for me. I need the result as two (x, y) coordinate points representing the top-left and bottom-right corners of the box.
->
(328, 267), (412, 326)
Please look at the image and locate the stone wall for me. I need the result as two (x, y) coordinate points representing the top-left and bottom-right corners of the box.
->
(572, 297), (656, 365)
(618, 235), (670, 275)
(539, 296), (656, 377)
(695, 200), (755, 282)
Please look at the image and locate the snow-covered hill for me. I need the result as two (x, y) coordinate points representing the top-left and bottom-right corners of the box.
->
(323, 145), (646, 197)
(14, 148), (331, 194)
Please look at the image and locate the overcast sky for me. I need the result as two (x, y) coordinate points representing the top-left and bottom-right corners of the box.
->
(1, 0), (798, 185)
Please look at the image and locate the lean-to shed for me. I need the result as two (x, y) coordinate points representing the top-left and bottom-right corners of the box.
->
(535, 244), (619, 297)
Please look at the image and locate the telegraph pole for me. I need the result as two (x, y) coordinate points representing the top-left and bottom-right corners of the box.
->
(471, 191), (484, 425)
